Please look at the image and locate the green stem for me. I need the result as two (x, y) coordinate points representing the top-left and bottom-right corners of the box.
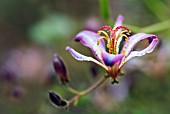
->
(125, 19), (170, 33)
(67, 86), (79, 94)
(99, 0), (110, 24)
(68, 77), (107, 104)
(80, 77), (107, 96)
(139, 19), (170, 33)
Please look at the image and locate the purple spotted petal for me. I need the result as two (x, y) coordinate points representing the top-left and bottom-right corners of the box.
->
(121, 33), (158, 56)
(65, 46), (108, 70)
(74, 30), (105, 62)
(101, 51), (124, 67)
(74, 30), (105, 50)
(114, 15), (124, 28)
(125, 38), (158, 62)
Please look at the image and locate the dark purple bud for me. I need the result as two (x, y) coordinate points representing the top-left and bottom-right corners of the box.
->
(49, 91), (62, 106)
(53, 54), (69, 84)
(49, 91), (68, 107)
(60, 100), (68, 107)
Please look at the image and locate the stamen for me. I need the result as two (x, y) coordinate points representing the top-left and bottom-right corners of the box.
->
(96, 25), (131, 55)
(114, 34), (128, 54)
(120, 30), (130, 36)
(97, 26), (114, 52)
(110, 26), (131, 54)
(97, 36), (108, 45)
(97, 30), (111, 46)
(97, 30), (110, 40)
(117, 33), (129, 42)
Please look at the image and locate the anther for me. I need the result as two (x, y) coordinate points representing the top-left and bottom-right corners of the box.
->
(97, 36), (108, 45)
(97, 30), (110, 39)
(109, 26), (131, 54)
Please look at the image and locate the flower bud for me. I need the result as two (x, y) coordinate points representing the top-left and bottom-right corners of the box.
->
(49, 91), (68, 107)
(53, 54), (69, 84)
(49, 91), (62, 106)
(59, 100), (68, 107)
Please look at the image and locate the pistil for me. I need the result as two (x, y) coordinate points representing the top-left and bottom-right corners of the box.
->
(97, 26), (131, 55)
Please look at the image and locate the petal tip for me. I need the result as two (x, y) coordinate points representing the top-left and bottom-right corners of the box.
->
(117, 14), (124, 20)
(65, 46), (70, 50)
(74, 30), (92, 42)
(74, 36), (80, 42)
(115, 15), (124, 27)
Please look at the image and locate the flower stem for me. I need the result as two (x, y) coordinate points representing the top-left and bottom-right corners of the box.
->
(68, 77), (107, 104)
(67, 86), (79, 94)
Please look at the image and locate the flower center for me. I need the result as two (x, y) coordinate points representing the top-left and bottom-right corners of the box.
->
(97, 25), (131, 54)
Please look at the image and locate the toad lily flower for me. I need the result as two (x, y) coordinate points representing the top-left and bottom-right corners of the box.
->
(65, 15), (159, 83)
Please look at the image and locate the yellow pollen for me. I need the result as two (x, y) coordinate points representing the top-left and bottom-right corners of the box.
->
(97, 30), (110, 40)
(113, 30), (130, 54)
(97, 36), (108, 45)
(97, 30), (110, 45)
(96, 26), (131, 55)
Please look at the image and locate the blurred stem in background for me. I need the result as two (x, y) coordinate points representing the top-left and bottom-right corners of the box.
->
(99, 0), (110, 24)
(143, 0), (170, 21)
(139, 19), (170, 33)
(125, 19), (170, 34)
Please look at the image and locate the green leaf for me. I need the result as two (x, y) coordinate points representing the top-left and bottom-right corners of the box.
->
(142, 0), (169, 20)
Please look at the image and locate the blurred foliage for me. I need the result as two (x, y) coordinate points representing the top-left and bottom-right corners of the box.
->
(0, 0), (170, 114)
(99, 0), (110, 23)
(29, 13), (77, 45)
